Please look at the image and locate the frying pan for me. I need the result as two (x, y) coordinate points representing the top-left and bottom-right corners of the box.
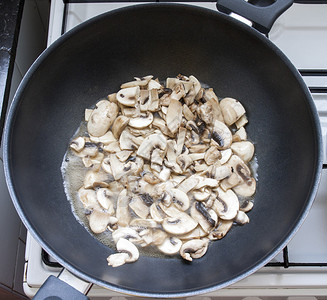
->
(3, 1), (323, 298)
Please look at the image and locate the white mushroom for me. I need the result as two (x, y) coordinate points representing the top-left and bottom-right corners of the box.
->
(157, 237), (182, 255)
(112, 227), (140, 244)
(204, 146), (221, 165)
(89, 210), (112, 234)
(231, 141), (255, 163)
(211, 120), (232, 150)
(162, 212), (198, 235)
(150, 203), (166, 223)
(137, 133), (167, 160)
(116, 86), (140, 107)
(166, 99), (182, 134)
(208, 220), (233, 240)
(180, 239), (209, 261)
(129, 195), (150, 219)
(87, 100), (119, 137)
(234, 210), (250, 225)
(89, 131), (117, 145)
(70, 137), (85, 152)
(220, 97), (246, 126)
(96, 188), (115, 214)
(112, 115), (129, 139)
(78, 188), (101, 211)
(170, 188), (190, 211)
(190, 201), (217, 233)
(213, 188), (239, 220)
(84, 170), (114, 188)
(107, 238), (139, 267)
(116, 190), (131, 227)
(119, 129), (143, 150)
(129, 112), (154, 129)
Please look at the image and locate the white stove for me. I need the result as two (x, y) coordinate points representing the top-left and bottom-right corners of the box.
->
(23, 1), (327, 299)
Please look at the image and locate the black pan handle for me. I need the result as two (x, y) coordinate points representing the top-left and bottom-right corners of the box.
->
(216, 0), (294, 34)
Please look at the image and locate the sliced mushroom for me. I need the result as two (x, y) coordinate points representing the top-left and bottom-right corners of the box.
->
(130, 218), (158, 229)
(178, 175), (199, 193)
(219, 148), (232, 164)
(116, 190), (131, 227)
(120, 76), (153, 89)
(102, 141), (121, 153)
(89, 131), (117, 145)
(107, 238), (139, 267)
(157, 237), (182, 255)
(176, 154), (193, 172)
(129, 195), (150, 219)
(220, 97), (246, 126)
(178, 226), (207, 240)
(176, 127), (187, 156)
(231, 141), (255, 163)
(183, 75), (202, 105)
(84, 170), (114, 188)
(78, 188), (101, 211)
(198, 98), (224, 126)
(85, 108), (93, 122)
(112, 115), (129, 139)
(213, 188), (239, 220)
(235, 114), (248, 129)
(129, 112), (154, 129)
(116, 86), (140, 107)
(190, 201), (217, 233)
(234, 210), (250, 225)
(233, 177), (256, 197)
(211, 120), (232, 150)
(180, 238), (209, 261)
(119, 129), (143, 150)
(87, 100), (119, 137)
(137, 133), (167, 160)
(89, 210), (112, 234)
(208, 220), (233, 240)
(112, 227), (140, 244)
(96, 188), (115, 214)
(150, 203), (166, 223)
(204, 146), (221, 165)
(240, 199), (254, 212)
(195, 177), (219, 189)
(182, 104), (196, 121)
(151, 229), (168, 246)
(233, 126), (247, 142)
(115, 150), (133, 162)
(170, 188), (190, 211)
(158, 166), (171, 182)
(162, 212), (198, 235)
(70, 137), (85, 152)
(192, 189), (211, 201)
(166, 99), (182, 135)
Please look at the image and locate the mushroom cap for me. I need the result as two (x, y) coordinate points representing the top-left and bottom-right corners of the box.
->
(157, 237), (182, 255)
(220, 97), (246, 126)
(180, 239), (209, 261)
(214, 188), (240, 220)
(129, 112), (154, 129)
(137, 133), (167, 160)
(89, 210), (112, 234)
(116, 86), (140, 107)
(116, 238), (139, 263)
(162, 212), (198, 235)
(211, 120), (232, 150)
(231, 141), (255, 163)
(170, 188), (190, 211)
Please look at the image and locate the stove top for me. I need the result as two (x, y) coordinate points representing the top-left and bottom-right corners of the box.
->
(23, 1), (327, 298)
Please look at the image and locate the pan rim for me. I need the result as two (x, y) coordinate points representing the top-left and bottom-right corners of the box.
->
(3, 3), (324, 298)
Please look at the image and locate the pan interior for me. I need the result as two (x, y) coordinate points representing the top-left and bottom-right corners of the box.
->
(4, 4), (321, 297)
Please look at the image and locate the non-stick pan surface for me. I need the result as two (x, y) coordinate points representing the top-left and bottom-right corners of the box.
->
(3, 4), (322, 297)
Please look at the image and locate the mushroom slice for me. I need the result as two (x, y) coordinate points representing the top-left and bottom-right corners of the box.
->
(233, 177), (256, 198)
(120, 76), (153, 89)
(152, 230), (168, 246)
(203, 88), (219, 102)
(116, 86), (140, 107)
(84, 170), (114, 188)
(129, 195), (150, 219)
(129, 112), (154, 129)
(102, 141), (121, 153)
(96, 188), (115, 214)
(107, 154), (126, 180)
(147, 89), (160, 112)
(87, 100), (119, 137)
(112, 115), (129, 139)
(85, 108), (93, 122)
(130, 218), (158, 229)
(211, 120), (232, 150)
(213, 188), (239, 220)
(137, 133), (167, 160)
(183, 104), (196, 121)
(107, 238), (139, 267)
(112, 227), (140, 244)
(116, 190), (131, 227)
(176, 127), (187, 156)
(220, 97), (246, 126)
(176, 154), (193, 172)
(204, 146), (221, 165)
(231, 141), (255, 163)
(211, 165), (232, 181)
(178, 226), (207, 240)
(190, 201), (217, 233)
(233, 127), (247, 142)
(240, 199), (254, 212)
(198, 98), (224, 126)
(150, 203), (166, 223)
(235, 114), (248, 129)
(116, 150), (133, 162)
(234, 210), (250, 225)
(158, 166), (171, 182)
(178, 175), (199, 194)
(70, 137), (85, 152)
(89, 131), (117, 145)
(157, 237), (182, 255)
(219, 149), (232, 164)
(192, 189), (211, 202)
(101, 157), (112, 174)
(166, 99), (183, 135)
(180, 239), (209, 261)
(184, 75), (202, 105)
(119, 129), (143, 151)
(188, 144), (209, 153)
(162, 212), (198, 235)
(170, 188), (190, 211)
(220, 172), (242, 191)
(89, 210), (112, 234)
(208, 220), (233, 240)
(195, 177), (219, 189)
(78, 188), (101, 211)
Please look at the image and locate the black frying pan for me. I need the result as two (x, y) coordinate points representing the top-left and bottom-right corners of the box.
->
(3, 1), (323, 298)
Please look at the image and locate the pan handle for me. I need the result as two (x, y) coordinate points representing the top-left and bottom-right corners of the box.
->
(33, 269), (92, 300)
(216, 0), (294, 34)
